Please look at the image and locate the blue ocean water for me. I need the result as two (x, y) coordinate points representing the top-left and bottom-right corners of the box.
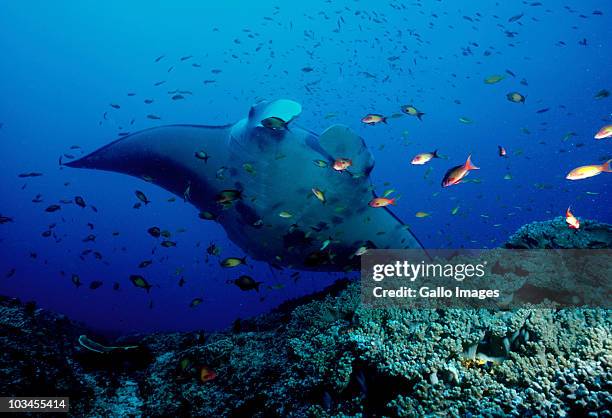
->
(0, 1), (609, 335)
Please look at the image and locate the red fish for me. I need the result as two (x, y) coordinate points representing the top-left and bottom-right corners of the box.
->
(441, 155), (479, 187)
(565, 207), (579, 230)
(566, 160), (611, 180)
(361, 114), (387, 125)
(333, 158), (352, 171)
(411, 150), (439, 165)
(368, 197), (396, 208)
(594, 124), (612, 140)
(199, 366), (217, 383)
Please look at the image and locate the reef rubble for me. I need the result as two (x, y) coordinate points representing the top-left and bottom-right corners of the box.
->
(0, 218), (610, 417)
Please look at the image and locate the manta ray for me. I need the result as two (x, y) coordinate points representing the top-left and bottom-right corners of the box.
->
(66, 99), (424, 271)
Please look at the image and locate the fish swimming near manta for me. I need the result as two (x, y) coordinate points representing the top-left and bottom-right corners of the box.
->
(65, 99), (424, 271)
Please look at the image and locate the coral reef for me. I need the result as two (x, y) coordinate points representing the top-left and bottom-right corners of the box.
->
(505, 217), (612, 249)
(0, 219), (611, 417)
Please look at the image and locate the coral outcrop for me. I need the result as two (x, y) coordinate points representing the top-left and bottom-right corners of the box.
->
(1, 219), (610, 417)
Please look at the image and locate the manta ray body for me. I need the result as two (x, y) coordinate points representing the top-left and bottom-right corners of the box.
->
(66, 99), (423, 271)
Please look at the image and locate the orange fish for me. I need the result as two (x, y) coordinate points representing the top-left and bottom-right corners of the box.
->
(594, 124), (612, 140)
(566, 160), (611, 180)
(498, 145), (507, 157)
(411, 150), (439, 165)
(199, 366), (217, 383)
(565, 207), (579, 230)
(361, 114), (387, 125)
(333, 158), (352, 171)
(441, 155), (479, 187)
(368, 197), (396, 208)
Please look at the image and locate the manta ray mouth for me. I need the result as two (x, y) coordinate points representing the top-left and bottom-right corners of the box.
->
(66, 99), (424, 271)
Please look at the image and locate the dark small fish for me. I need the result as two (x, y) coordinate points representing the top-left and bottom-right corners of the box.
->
(207, 243), (221, 256)
(261, 117), (289, 130)
(41, 230), (52, 238)
(91, 205), (98, 213)
(45, 205), (61, 213)
(139, 260), (153, 268)
(199, 211), (217, 221)
(172, 94), (185, 100)
(87, 222), (94, 230)
(536, 108), (550, 114)
(129, 275), (152, 292)
(110, 104), (120, 109)
(155, 55), (165, 62)
(72, 274), (82, 288)
(189, 297), (203, 308)
(5, 268), (16, 278)
(83, 234), (96, 242)
(144, 99), (154, 104)
(148, 227), (161, 238)
(216, 190), (242, 206)
(18, 172), (43, 178)
(178, 277), (186, 287)
(0, 215), (13, 224)
(113, 282), (120, 291)
(180, 55), (193, 61)
(75, 196), (86, 208)
(195, 151), (210, 162)
(89, 281), (103, 290)
(135, 190), (151, 205)
(301, 66), (314, 72)
(506, 92), (526, 103)
(133, 202), (142, 209)
(220, 257), (247, 268)
(215, 166), (227, 180)
(594, 89), (609, 99)
(229, 275), (262, 291)
(147, 114), (161, 120)
(153, 80), (166, 86)
(203, 80), (216, 84)
(508, 12), (524, 22)
(161, 240), (177, 248)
